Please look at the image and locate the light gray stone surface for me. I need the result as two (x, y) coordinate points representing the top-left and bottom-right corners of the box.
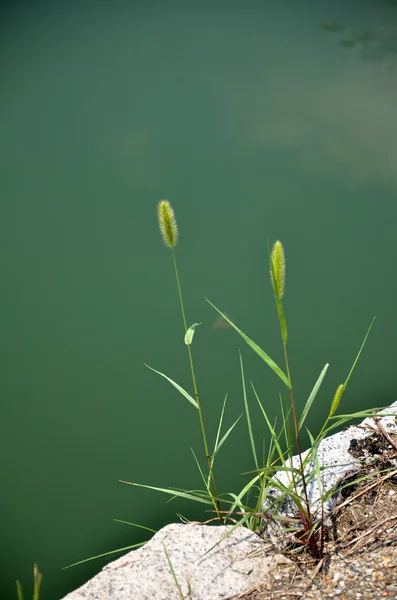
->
(61, 523), (287, 600)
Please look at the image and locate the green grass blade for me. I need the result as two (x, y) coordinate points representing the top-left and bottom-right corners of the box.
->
(306, 429), (323, 499)
(278, 393), (293, 457)
(327, 466), (397, 503)
(213, 394), (228, 458)
(251, 382), (287, 466)
(206, 300), (289, 387)
(239, 352), (258, 471)
(210, 393), (229, 488)
(120, 481), (213, 505)
(15, 581), (23, 600)
(329, 408), (393, 420)
(163, 543), (185, 600)
(225, 492), (246, 513)
(229, 473), (262, 514)
(299, 363), (329, 430)
(190, 447), (210, 491)
(211, 414), (243, 463)
(207, 393), (229, 492)
(63, 543), (146, 569)
(343, 317), (375, 390)
(322, 409), (395, 439)
(113, 519), (156, 533)
(145, 364), (198, 409)
(241, 464), (301, 477)
(200, 513), (254, 557)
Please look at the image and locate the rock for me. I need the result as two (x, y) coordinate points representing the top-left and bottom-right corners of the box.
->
(62, 402), (397, 599)
(60, 523), (288, 600)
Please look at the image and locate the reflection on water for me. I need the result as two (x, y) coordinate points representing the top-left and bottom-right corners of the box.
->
(211, 313), (233, 330)
(321, 20), (397, 72)
(2, 1), (397, 599)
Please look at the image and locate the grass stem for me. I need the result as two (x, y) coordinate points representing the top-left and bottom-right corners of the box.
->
(171, 249), (223, 523)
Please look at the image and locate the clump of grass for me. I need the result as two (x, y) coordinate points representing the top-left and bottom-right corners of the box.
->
(118, 201), (386, 562)
(68, 200), (389, 570)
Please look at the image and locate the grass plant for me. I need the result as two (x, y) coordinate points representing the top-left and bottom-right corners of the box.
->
(68, 200), (392, 570)
(119, 200), (389, 562)
(155, 200), (223, 523)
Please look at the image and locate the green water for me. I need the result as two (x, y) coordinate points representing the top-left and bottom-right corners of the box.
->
(1, 0), (397, 597)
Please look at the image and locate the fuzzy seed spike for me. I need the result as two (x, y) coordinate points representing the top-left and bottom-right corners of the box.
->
(157, 200), (179, 248)
(330, 384), (344, 417)
(270, 240), (286, 299)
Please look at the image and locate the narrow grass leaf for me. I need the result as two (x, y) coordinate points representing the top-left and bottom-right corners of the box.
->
(190, 447), (209, 490)
(225, 492), (247, 513)
(210, 394), (229, 487)
(331, 467), (397, 504)
(163, 543), (185, 600)
(200, 513), (254, 557)
(145, 364), (198, 409)
(206, 300), (289, 387)
(329, 408), (393, 420)
(268, 479), (306, 514)
(120, 481), (213, 505)
(229, 474), (262, 514)
(63, 543), (146, 569)
(299, 363), (329, 430)
(251, 382), (287, 466)
(211, 414), (243, 463)
(279, 393), (293, 457)
(240, 352), (258, 470)
(343, 317), (375, 390)
(113, 519), (156, 533)
(306, 429), (323, 499)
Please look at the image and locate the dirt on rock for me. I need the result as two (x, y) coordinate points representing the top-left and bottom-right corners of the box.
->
(230, 429), (397, 600)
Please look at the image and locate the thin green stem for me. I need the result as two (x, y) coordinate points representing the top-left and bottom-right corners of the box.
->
(171, 249), (223, 523)
(283, 343), (313, 530)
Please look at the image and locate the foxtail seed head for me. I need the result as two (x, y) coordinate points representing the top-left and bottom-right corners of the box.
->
(157, 200), (179, 248)
(330, 384), (344, 417)
(270, 240), (286, 299)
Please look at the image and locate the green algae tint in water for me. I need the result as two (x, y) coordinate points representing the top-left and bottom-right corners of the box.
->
(1, 0), (397, 597)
